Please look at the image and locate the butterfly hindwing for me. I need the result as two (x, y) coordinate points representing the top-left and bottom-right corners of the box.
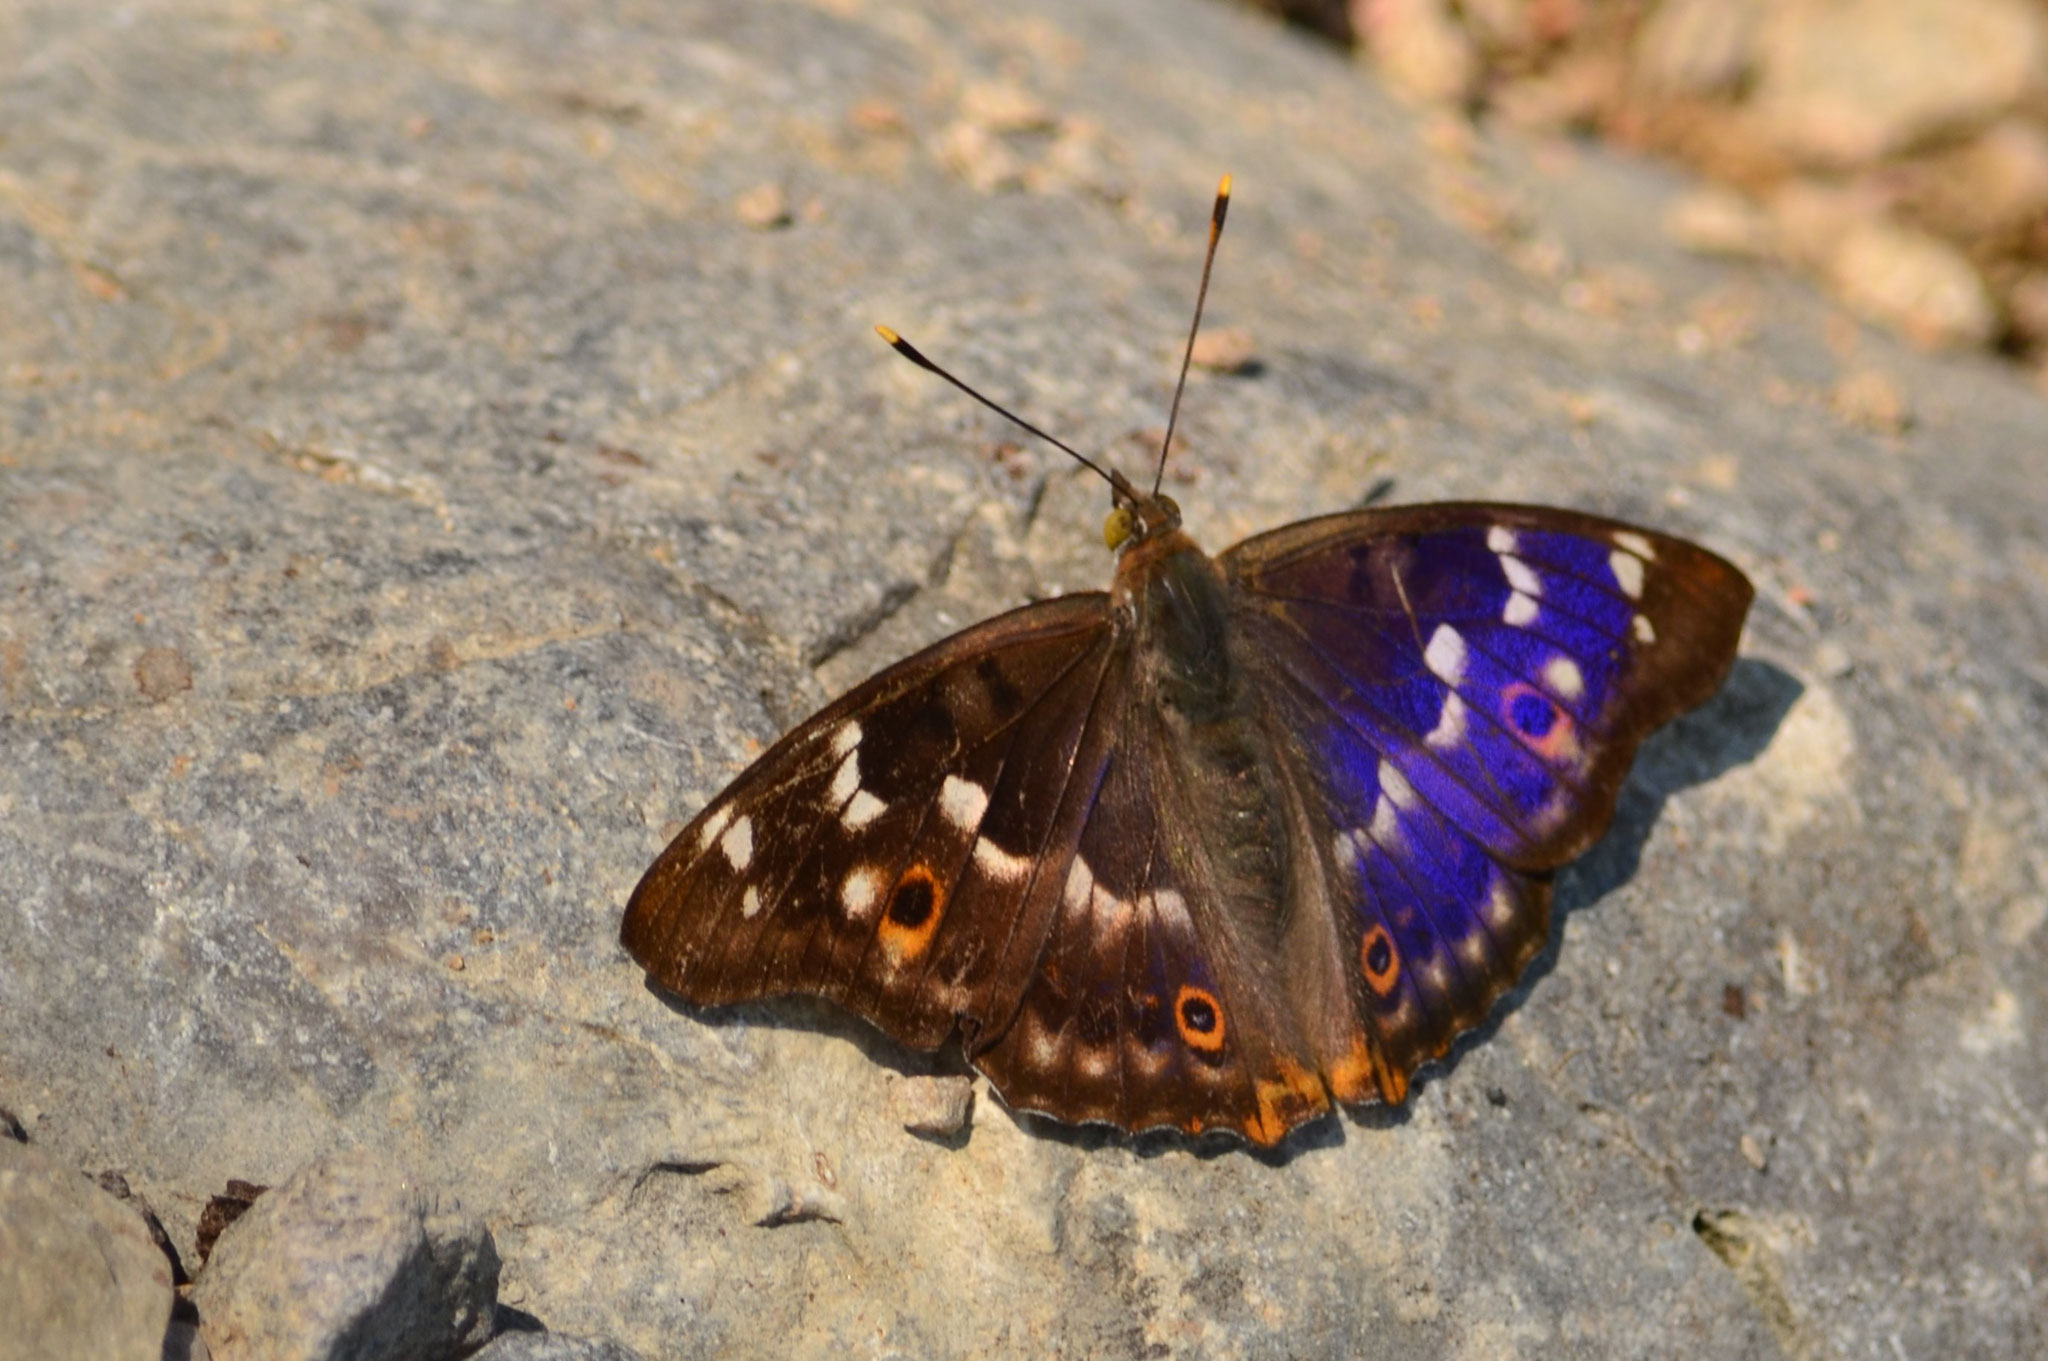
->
(973, 681), (1330, 1143)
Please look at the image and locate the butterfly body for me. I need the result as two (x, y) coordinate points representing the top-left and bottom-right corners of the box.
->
(624, 490), (1752, 1146)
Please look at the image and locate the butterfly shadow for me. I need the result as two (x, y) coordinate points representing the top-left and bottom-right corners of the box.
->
(1345, 655), (1806, 1129)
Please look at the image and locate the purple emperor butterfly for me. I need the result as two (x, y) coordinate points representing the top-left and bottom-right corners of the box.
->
(623, 178), (1753, 1146)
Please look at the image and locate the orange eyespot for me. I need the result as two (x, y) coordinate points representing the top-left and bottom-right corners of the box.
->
(1360, 924), (1401, 997)
(1174, 984), (1227, 1054)
(878, 863), (945, 962)
(1500, 681), (1578, 762)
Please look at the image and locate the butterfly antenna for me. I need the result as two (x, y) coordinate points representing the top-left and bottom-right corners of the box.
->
(874, 325), (1138, 502)
(1154, 174), (1232, 498)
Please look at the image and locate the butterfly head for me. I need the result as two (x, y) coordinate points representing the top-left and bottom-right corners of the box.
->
(1104, 490), (1183, 552)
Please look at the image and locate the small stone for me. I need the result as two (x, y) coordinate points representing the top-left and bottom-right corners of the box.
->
(1813, 640), (1854, 679)
(134, 645), (194, 701)
(847, 98), (907, 137)
(733, 183), (791, 230)
(1664, 187), (1776, 259)
(1768, 179), (1883, 269)
(1740, 1132), (1770, 1171)
(1829, 222), (1999, 350)
(1361, 0), (1477, 106)
(886, 1074), (976, 1137)
(1830, 368), (1912, 434)
(0, 1140), (174, 1361)
(1895, 118), (2048, 244)
(1630, 0), (1765, 96)
(959, 80), (1056, 134)
(1750, 0), (2048, 167)
(2005, 269), (2048, 351)
(936, 121), (1024, 193)
(194, 1151), (498, 1361)
(1189, 326), (1259, 374)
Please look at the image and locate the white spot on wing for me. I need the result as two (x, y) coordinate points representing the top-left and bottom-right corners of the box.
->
(719, 816), (754, 871)
(973, 836), (1031, 883)
(1064, 855), (1094, 910)
(842, 789), (887, 829)
(1378, 760), (1416, 809)
(828, 750), (861, 807)
(1426, 692), (1468, 749)
(1424, 624), (1468, 686)
(1544, 655), (1585, 701)
(1500, 554), (1542, 596)
(939, 775), (989, 832)
(1609, 549), (1645, 599)
(1332, 831), (1360, 871)
(1632, 614), (1656, 644)
(1504, 591), (1540, 626)
(1369, 795), (1401, 847)
(1613, 530), (1656, 561)
(1487, 526), (1519, 554)
(741, 886), (762, 919)
(841, 865), (883, 918)
(1485, 875), (1516, 929)
(696, 805), (733, 853)
(829, 719), (862, 758)
(1146, 888), (1190, 926)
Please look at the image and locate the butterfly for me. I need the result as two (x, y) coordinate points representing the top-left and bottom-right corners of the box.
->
(622, 178), (1753, 1147)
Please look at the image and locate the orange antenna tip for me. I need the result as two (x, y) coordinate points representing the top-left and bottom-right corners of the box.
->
(875, 324), (901, 344)
(1218, 174), (1232, 198)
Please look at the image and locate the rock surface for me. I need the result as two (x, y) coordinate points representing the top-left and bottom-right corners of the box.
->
(191, 1152), (498, 1361)
(0, 1139), (176, 1361)
(1, 0), (2044, 1358)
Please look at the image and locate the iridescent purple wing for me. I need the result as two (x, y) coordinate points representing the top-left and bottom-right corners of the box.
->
(1225, 503), (1752, 1099)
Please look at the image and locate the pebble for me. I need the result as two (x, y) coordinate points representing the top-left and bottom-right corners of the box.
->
(1828, 221), (1999, 350)
(0, 1140), (174, 1361)
(1189, 326), (1260, 374)
(886, 1074), (977, 1138)
(193, 1151), (499, 1361)
(1361, 0), (1477, 106)
(1663, 186), (1776, 259)
(1829, 368), (1913, 434)
(733, 183), (791, 231)
(1749, 0), (2048, 166)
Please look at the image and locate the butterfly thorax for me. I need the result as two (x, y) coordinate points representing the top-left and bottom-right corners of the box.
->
(1112, 515), (1290, 948)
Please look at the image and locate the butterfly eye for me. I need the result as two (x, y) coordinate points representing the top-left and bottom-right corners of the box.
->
(1103, 505), (1136, 550)
(1359, 924), (1401, 997)
(878, 864), (946, 962)
(1173, 984), (1227, 1054)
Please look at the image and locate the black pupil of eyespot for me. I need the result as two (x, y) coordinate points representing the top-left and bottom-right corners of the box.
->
(1181, 995), (1216, 1032)
(1367, 936), (1393, 975)
(888, 878), (935, 928)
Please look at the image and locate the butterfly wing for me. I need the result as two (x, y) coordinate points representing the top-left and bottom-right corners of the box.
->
(1224, 502), (1753, 1104)
(622, 593), (1121, 1053)
(969, 678), (1331, 1144)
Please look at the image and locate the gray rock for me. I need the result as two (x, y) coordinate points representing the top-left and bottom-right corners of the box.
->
(0, 1140), (174, 1361)
(471, 1332), (648, 1361)
(1, 0), (2044, 1357)
(191, 1152), (498, 1361)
